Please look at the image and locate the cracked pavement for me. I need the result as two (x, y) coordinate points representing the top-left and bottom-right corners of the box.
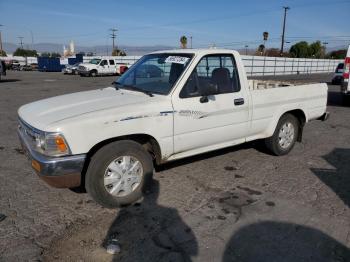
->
(0, 71), (349, 261)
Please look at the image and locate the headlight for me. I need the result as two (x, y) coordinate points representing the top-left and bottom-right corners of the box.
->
(19, 119), (71, 157)
(34, 132), (70, 157)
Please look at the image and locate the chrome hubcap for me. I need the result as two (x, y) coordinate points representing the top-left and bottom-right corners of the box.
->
(278, 122), (295, 149)
(104, 156), (143, 197)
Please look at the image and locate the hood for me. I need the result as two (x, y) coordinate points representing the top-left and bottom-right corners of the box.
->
(79, 63), (94, 67)
(18, 87), (152, 130)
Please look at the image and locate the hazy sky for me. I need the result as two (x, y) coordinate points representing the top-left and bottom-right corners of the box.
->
(1, 0), (349, 49)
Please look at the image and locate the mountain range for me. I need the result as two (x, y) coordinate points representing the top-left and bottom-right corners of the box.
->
(3, 42), (175, 56)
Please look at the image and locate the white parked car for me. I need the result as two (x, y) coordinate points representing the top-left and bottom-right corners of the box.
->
(331, 63), (344, 85)
(62, 63), (81, 75)
(78, 58), (128, 77)
(17, 49), (329, 208)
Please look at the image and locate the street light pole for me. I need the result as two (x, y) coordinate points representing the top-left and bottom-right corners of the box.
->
(280, 6), (290, 55)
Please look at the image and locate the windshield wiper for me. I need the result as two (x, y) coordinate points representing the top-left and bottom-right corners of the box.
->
(112, 81), (154, 97)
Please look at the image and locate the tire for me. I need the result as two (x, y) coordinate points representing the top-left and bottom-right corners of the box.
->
(85, 140), (153, 208)
(90, 70), (97, 77)
(264, 114), (299, 156)
(342, 95), (350, 106)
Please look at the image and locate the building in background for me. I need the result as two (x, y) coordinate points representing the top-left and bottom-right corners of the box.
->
(63, 40), (75, 57)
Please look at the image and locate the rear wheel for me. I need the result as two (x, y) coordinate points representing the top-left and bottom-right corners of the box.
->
(85, 140), (153, 208)
(265, 114), (299, 156)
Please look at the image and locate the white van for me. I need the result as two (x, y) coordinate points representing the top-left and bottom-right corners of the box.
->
(341, 45), (350, 102)
(78, 58), (128, 77)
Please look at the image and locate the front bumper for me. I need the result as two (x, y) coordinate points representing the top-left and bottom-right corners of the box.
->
(17, 127), (86, 188)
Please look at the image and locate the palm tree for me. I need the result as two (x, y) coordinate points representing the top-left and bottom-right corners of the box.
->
(180, 36), (187, 49)
(258, 44), (265, 55)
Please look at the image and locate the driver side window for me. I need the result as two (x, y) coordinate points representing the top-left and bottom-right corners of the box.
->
(180, 54), (240, 98)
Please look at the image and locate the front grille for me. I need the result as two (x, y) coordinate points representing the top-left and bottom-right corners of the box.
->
(78, 66), (86, 71)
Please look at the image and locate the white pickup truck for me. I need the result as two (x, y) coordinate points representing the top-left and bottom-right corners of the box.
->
(18, 49), (329, 208)
(78, 58), (128, 77)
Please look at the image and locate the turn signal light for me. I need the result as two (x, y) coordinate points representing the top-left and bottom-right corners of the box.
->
(55, 136), (68, 152)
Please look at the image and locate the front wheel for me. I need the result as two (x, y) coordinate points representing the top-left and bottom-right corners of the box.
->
(90, 70), (97, 77)
(85, 140), (153, 208)
(265, 114), (299, 156)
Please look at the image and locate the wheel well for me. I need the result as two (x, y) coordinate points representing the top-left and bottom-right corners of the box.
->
(76, 134), (161, 190)
(283, 109), (306, 142)
(86, 134), (162, 165)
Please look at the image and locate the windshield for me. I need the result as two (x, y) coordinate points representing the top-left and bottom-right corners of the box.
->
(89, 59), (101, 65)
(115, 53), (193, 95)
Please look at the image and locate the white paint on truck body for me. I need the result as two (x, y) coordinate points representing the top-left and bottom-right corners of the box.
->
(18, 49), (328, 162)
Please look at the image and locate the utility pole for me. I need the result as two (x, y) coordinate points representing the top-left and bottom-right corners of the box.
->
(110, 28), (117, 54)
(190, 36), (193, 48)
(18, 36), (24, 49)
(280, 6), (290, 55)
(0, 24), (3, 55)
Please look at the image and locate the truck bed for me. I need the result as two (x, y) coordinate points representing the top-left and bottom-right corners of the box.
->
(248, 79), (318, 90)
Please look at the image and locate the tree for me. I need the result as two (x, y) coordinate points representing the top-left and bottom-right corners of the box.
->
(13, 48), (38, 57)
(0, 50), (6, 56)
(180, 36), (187, 49)
(112, 48), (126, 56)
(327, 49), (346, 59)
(289, 41), (309, 58)
(309, 41), (323, 58)
(50, 52), (61, 58)
(263, 32), (269, 41)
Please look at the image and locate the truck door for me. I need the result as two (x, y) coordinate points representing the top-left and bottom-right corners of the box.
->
(172, 54), (249, 153)
(109, 59), (117, 74)
(99, 59), (109, 74)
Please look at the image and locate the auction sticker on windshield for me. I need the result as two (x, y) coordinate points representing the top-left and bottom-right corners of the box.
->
(165, 56), (189, 64)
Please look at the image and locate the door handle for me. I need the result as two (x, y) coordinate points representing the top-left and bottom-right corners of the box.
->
(234, 98), (244, 105)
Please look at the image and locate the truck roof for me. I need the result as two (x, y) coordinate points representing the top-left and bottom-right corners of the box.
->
(151, 48), (240, 56)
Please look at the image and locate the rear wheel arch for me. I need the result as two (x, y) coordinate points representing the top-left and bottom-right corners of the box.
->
(283, 109), (306, 142)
